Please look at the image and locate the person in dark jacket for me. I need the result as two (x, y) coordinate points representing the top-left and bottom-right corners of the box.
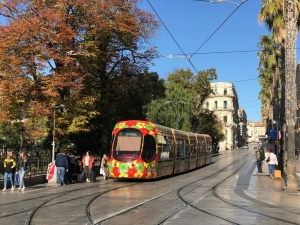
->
(2, 153), (16, 191)
(75, 160), (84, 182)
(15, 151), (28, 191)
(254, 147), (262, 173)
(55, 151), (69, 186)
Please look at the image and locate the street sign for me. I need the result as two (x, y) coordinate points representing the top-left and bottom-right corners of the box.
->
(275, 140), (280, 145)
(270, 130), (277, 140)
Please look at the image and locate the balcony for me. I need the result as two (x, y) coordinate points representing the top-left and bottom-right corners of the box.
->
(212, 106), (234, 111)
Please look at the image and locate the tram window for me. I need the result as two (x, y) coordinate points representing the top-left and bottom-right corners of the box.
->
(158, 135), (173, 160)
(176, 138), (185, 157)
(203, 141), (207, 152)
(142, 134), (156, 162)
(167, 137), (174, 158)
(113, 128), (142, 162)
(190, 139), (196, 156)
(207, 141), (212, 153)
(184, 140), (189, 156)
(198, 140), (203, 154)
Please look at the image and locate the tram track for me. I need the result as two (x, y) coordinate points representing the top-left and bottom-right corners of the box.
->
(91, 149), (299, 225)
(26, 182), (141, 225)
(158, 155), (249, 225)
(0, 182), (139, 225)
(91, 151), (251, 225)
(211, 173), (299, 225)
(168, 154), (299, 225)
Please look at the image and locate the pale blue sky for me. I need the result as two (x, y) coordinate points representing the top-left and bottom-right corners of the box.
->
(139, 0), (298, 122)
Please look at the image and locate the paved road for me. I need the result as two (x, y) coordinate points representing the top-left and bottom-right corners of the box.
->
(1, 149), (300, 225)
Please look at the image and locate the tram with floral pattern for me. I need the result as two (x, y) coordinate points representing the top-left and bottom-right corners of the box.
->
(108, 120), (212, 179)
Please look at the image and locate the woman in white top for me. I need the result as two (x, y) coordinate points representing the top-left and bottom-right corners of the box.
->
(267, 149), (278, 179)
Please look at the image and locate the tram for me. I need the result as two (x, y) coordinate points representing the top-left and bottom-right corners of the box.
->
(108, 120), (212, 179)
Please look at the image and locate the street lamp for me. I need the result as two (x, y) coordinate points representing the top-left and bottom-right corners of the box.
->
(165, 100), (186, 129)
(52, 104), (65, 161)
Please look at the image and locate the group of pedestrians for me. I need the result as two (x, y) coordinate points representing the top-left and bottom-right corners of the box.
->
(255, 146), (278, 178)
(2, 150), (28, 191)
(55, 150), (109, 186)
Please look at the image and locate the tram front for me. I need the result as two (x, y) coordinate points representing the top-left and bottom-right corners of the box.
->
(108, 121), (158, 179)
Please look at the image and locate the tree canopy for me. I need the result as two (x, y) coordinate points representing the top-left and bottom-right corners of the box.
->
(0, 0), (160, 153)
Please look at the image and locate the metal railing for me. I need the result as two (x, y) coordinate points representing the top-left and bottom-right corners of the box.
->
(0, 154), (103, 179)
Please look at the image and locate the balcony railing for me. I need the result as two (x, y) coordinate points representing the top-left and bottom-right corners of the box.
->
(212, 106), (233, 110)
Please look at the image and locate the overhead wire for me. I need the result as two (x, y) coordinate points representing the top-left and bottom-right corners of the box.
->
(190, 0), (247, 59)
(146, 0), (256, 113)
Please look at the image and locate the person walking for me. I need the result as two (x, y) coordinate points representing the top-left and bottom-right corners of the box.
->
(267, 149), (278, 179)
(101, 154), (109, 180)
(2, 153), (16, 191)
(254, 147), (262, 173)
(15, 151), (28, 191)
(82, 151), (94, 183)
(55, 151), (69, 186)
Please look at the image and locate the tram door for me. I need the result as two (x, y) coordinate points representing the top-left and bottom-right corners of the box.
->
(206, 137), (212, 164)
(157, 133), (174, 176)
(175, 135), (189, 173)
(197, 137), (205, 167)
(189, 135), (197, 169)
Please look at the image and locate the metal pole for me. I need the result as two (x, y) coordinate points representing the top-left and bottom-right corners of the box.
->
(52, 107), (55, 162)
(276, 121), (279, 159)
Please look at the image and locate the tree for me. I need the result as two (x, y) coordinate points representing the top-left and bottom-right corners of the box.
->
(283, 0), (299, 192)
(0, 0), (159, 153)
(259, 0), (299, 192)
(257, 35), (281, 130)
(147, 82), (193, 131)
(147, 67), (224, 142)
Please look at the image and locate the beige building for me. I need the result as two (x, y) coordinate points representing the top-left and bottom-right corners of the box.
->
(247, 121), (266, 143)
(203, 82), (247, 151)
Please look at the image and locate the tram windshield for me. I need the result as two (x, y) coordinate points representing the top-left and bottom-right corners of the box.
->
(113, 128), (142, 162)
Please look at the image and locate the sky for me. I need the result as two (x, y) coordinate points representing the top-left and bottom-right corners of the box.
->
(138, 0), (290, 122)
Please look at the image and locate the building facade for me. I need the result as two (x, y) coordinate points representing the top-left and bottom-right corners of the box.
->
(246, 121), (266, 143)
(203, 82), (246, 151)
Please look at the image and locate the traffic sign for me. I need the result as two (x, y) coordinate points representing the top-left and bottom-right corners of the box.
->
(275, 140), (280, 145)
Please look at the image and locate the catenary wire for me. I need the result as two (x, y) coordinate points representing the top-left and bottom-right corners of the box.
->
(146, 0), (261, 114)
(190, 0), (248, 59)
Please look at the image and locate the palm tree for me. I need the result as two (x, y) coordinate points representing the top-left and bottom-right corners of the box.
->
(282, 0), (299, 192)
(258, 1), (285, 147)
(259, 0), (299, 192)
(257, 35), (281, 130)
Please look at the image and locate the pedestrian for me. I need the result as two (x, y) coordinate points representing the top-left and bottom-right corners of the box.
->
(101, 154), (109, 180)
(267, 149), (278, 179)
(15, 151), (28, 191)
(82, 151), (94, 183)
(2, 153), (16, 191)
(65, 153), (75, 184)
(55, 151), (69, 186)
(75, 160), (84, 182)
(254, 147), (262, 173)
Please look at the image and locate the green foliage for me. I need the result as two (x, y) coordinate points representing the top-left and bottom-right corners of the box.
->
(192, 109), (225, 142)
(0, 122), (23, 148)
(147, 68), (222, 138)
(147, 82), (193, 131)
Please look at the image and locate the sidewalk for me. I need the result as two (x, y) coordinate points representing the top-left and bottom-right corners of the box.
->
(246, 158), (300, 210)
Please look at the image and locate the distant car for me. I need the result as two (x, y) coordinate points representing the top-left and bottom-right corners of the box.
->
(243, 144), (249, 149)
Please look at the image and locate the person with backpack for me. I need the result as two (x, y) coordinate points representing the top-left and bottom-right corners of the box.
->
(259, 146), (265, 172)
(254, 147), (262, 173)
